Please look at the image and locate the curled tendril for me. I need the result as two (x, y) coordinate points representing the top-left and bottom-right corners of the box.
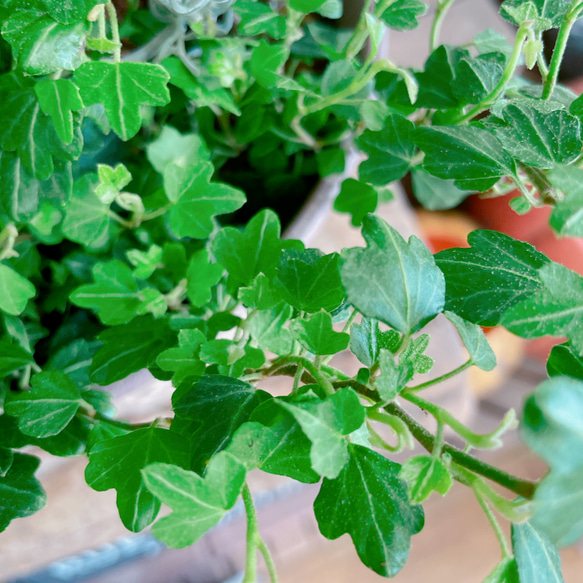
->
(149, 0), (236, 23)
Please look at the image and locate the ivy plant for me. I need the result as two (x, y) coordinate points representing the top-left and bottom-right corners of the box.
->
(1, 0), (583, 581)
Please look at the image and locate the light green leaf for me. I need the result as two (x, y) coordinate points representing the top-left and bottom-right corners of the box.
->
(41, 0), (106, 24)
(234, 0), (286, 38)
(95, 163), (132, 204)
(250, 40), (289, 88)
(379, 0), (428, 30)
(70, 260), (140, 326)
(376, 349), (414, 401)
(186, 250), (224, 307)
(334, 179), (378, 226)
(4, 371), (81, 438)
(143, 453), (246, 548)
(314, 444), (424, 577)
(445, 311), (496, 371)
(290, 311), (350, 356)
(501, 0), (568, 28)
(0, 263), (35, 316)
(411, 167), (472, 211)
(75, 62), (171, 141)
(399, 455), (452, 503)
(341, 215), (445, 334)
(0, 338), (34, 377)
(547, 166), (583, 237)
(281, 389), (365, 479)
(126, 245), (163, 280)
(356, 115), (416, 186)
(512, 521), (565, 583)
(85, 426), (190, 532)
(239, 274), (282, 310)
(249, 303), (294, 355)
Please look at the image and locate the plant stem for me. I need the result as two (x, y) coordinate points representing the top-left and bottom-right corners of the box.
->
(106, 1), (122, 62)
(543, 0), (583, 99)
(243, 483), (259, 583)
(404, 360), (471, 393)
(430, 0), (458, 52)
(258, 539), (279, 583)
(345, 0), (376, 60)
(383, 403), (536, 499)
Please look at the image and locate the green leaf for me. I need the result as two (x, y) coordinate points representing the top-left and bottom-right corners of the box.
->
(494, 100), (582, 169)
(172, 375), (270, 474)
(399, 455), (453, 503)
(290, 311), (350, 356)
(234, 0), (286, 39)
(168, 161), (246, 239)
(0, 452), (46, 531)
(127, 244), (163, 280)
(547, 343), (583, 380)
(435, 230), (550, 326)
(249, 303), (294, 355)
(416, 125), (517, 191)
(314, 444), (424, 576)
(250, 39), (289, 88)
(89, 316), (177, 385)
(512, 521), (565, 583)
(289, 0), (327, 13)
(142, 452), (246, 548)
(341, 215), (445, 334)
(356, 115), (416, 186)
(334, 179), (378, 226)
(483, 558), (520, 583)
(70, 260), (140, 326)
(0, 338), (34, 377)
(376, 348), (414, 401)
(34, 79), (83, 145)
(411, 167), (472, 211)
(547, 166), (583, 237)
(239, 274), (281, 310)
(350, 318), (381, 368)
(281, 389), (365, 479)
(0, 263), (35, 316)
(75, 62), (171, 141)
(85, 427), (190, 532)
(502, 263), (583, 355)
(501, 0), (569, 28)
(186, 250), (224, 307)
(445, 311), (496, 371)
(96, 163), (132, 204)
(212, 209), (285, 288)
(274, 249), (345, 313)
(41, 0), (106, 24)
(2, 11), (88, 75)
(379, 0), (428, 30)
(317, 147), (346, 177)
(4, 371), (82, 438)
(453, 52), (506, 105)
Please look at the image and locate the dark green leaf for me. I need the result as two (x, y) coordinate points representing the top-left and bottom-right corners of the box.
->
(453, 52), (506, 105)
(186, 250), (224, 307)
(334, 179), (378, 226)
(379, 0), (428, 30)
(289, 0), (327, 13)
(86, 427), (191, 532)
(416, 45), (464, 109)
(290, 311), (350, 356)
(547, 343), (583, 380)
(483, 558), (520, 583)
(445, 311), (496, 371)
(341, 215), (445, 334)
(399, 455), (452, 503)
(314, 444), (424, 576)
(0, 338), (33, 377)
(435, 230), (550, 326)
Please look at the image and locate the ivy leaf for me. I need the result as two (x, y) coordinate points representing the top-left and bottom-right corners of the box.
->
(212, 209), (285, 288)
(376, 349), (414, 401)
(290, 312), (349, 356)
(502, 263), (583, 355)
(454, 52), (506, 105)
(547, 166), (583, 237)
(70, 260), (140, 326)
(416, 125), (517, 191)
(0, 263), (35, 316)
(75, 62), (171, 141)
(4, 371), (82, 438)
(494, 100), (582, 169)
(2, 11), (88, 75)
(314, 444), (424, 576)
(172, 376), (270, 474)
(356, 115), (416, 185)
(90, 316), (177, 385)
(250, 39), (289, 88)
(239, 274), (282, 310)
(445, 311), (496, 371)
(483, 558), (520, 583)
(281, 389), (365, 479)
(501, 0), (569, 28)
(41, 0), (106, 24)
(547, 343), (583, 380)
(249, 303), (294, 355)
(341, 215), (445, 334)
(435, 230), (550, 326)
(186, 250), (224, 307)
(379, 0), (428, 31)
(142, 452), (246, 548)
(0, 452), (46, 532)
(234, 0), (286, 39)
(96, 163), (132, 204)
(411, 168), (472, 210)
(399, 455), (453, 503)
(0, 338), (34, 377)
(512, 522), (565, 583)
(168, 161), (246, 239)
(85, 427), (190, 532)
(334, 179), (378, 226)
(288, 0), (327, 13)
(126, 244), (163, 280)
(274, 249), (345, 313)
(350, 318), (381, 368)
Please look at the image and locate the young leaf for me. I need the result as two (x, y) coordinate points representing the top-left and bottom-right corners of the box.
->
(0, 453), (46, 532)
(142, 453), (246, 548)
(356, 115), (416, 185)
(334, 179), (378, 226)
(34, 79), (84, 144)
(547, 343), (583, 380)
(341, 215), (445, 334)
(290, 311), (350, 356)
(186, 250), (224, 307)
(445, 311), (496, 371)
(314, 444), (424, 576)
(379, 0), (428, 31)
(96, 163), (132, 204)
(126, 244), (163, 280)
(249, 303), (294, 355)
(483, 558), (520, 583)
(502, 263), (583, 355)
(4, 371), (82, 438)
(376, 349), (414, 401)
(85, 427), (191, 532)
(234, 0), (286, 39)
(168, 162), (246, 239)
(350, 318), (390, 368)
(274, 249), (345, 313)
(75, 62), (171, 141)
(435, 230), (550, 326)
(0, 338), (34, 377)
(0, 263), (35, 316)
(281, 389), (365, 479)
(399, 455), (453, 503)
(512, 522), (565, 583)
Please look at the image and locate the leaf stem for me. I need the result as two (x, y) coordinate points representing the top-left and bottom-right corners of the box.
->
(345, 0), (376, 60)
(404, 359), (471, 393)
(258, 539), (279, 583)
(106, 1), (122, 62)
(430, 0), (458, 53)
(243, 482), (259, 583)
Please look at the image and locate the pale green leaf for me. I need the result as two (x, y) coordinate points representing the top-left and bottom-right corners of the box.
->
(0, 263), (35, 316)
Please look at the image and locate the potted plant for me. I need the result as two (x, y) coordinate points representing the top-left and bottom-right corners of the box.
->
(1, 0), (583, 581)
